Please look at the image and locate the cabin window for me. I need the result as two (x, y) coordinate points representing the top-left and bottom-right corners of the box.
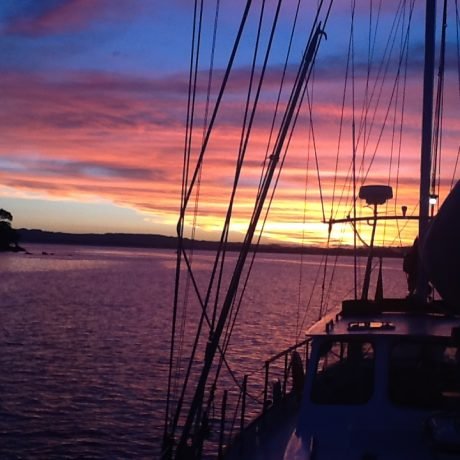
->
(389, 340), (460, 409)
(311, 339), (374, 404)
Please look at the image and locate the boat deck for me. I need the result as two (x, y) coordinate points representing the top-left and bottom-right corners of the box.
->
(224, 394), (300, 460)
(308, 298), (460, 338)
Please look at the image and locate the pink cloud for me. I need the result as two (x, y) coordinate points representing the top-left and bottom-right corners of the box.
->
(3, 0), (152, 37)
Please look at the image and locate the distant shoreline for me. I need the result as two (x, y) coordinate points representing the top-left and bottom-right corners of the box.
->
(16, 228), (408, 258)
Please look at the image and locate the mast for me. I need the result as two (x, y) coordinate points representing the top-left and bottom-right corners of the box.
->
(416, 0), (436, 301)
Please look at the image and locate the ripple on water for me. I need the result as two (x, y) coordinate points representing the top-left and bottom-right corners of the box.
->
(0, 246), (408, 457)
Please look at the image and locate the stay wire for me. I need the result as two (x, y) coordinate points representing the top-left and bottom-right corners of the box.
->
(174, 0), (206, 408)
(393, 1), (412, 247)
(214, 0), (286, 398)
(297, 83), (313, 341)
(223, 45), (313, 367)
(164, 0), (200, 443)
(330, 0), (354, 220)
(173, 0), (270, 427)
(213, 1), (333, 411)
(208, 0), (267, 338)
(170, 0), (254, 443)
(195, 0), (305, 433)
(358, 0), (408, 184)
(260, 0), (302, 188)
(208, 0), (272, 366)
(383, 0), (411, 246)
(341, 0), (413, 225)
(351, 0), (358, 297)
(452, 0), (460, 189)
(307, 90), (326, 223)
(431, 0), (448, 211)
(346, 0), (400, 190)
(180, 0), (253, 217)
(263, 0), (328, 178)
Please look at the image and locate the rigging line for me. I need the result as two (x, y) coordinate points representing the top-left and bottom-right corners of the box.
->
(222, 53), (314, 361)
(175, 0), (207, 406)
(452, 146), (460, 189)
(453, 0), (460, 190)
(383, 0), (410, 246)
(169, 251), (218, 438)
(296, 141), (311, 339)
(203, 0), (220, 140)
(220, 182), (301, 401)
(298, 254), (327, 336)
(207, 2), (290, 328)
(431, 0), (448, 211)
(180, 0), (221, 359)
(351, 0), (357, 299)
(164, 0), (200, 443)
(330, 0), (354, 221)
(170, 249), (262, 436)
(355, 0), (382, 162)
(260, 0), (302, 192)
(361, 0), (383, 151)
(330, 1), (408, 222)
(181, 0), (200, 215)
(330, 4), (362, 228)
(323, 204), (352, 314)
(387, 203), (418, 246)
(351, 219), (371, 247)
(254, 2), (331, 339)
(263, 0), (328, 173)
(180, 0), (253, 218)
(318, 232), (332, 320)
(393, 0), (414, 247)
(210, 0), (281, 345)
(323, 228), (347, 316)
(209, 11), (334, 424)
(258, 23), (324, 205)
(297, 79), (314, 340)
(258, 20), (331, 224)
(457, 0), (460, 98)
(176, 16), (327, 452)
(457, 0), (460, 97)
(207, 0), (268, 336)
(355, 0), (405, 177)
(255, 0), (321, 215)
(185, 6), (334, 450)
(306, 91), (326, 223)
(358, 1), (407, 182)
(236, 0), (267, 167)
(210, 238), (228, 332)
(221, 48), (317, 356)
(361, 2), (415, 184)
(170, 4), (255, 439)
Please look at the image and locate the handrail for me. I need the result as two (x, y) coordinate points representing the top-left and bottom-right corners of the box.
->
(213, 338), (312, 456)
(266, 338), (310, 364)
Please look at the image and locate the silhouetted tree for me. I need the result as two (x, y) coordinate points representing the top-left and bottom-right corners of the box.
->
(0, 208), (18, 251)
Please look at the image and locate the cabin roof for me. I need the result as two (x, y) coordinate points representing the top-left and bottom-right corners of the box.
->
(306, 298), (460, 339)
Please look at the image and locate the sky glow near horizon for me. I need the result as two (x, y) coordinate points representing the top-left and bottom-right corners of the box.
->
(0, 0), (458, 247)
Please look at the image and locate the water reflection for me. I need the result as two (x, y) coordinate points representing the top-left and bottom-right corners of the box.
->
(0, 245), (407, 457)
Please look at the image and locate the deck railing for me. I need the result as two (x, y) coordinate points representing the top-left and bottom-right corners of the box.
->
(215, 338), (312, 458)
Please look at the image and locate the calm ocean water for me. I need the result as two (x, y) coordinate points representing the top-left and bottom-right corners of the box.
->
(0, 244), (407, 458)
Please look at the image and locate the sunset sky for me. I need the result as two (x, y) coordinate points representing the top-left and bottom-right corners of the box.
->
(0, 0), (458, 246)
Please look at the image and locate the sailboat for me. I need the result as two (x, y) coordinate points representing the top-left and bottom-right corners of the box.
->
(162, 0), (460, 458)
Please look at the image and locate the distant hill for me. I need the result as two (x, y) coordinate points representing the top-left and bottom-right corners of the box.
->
(17, 228), (407, 258)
